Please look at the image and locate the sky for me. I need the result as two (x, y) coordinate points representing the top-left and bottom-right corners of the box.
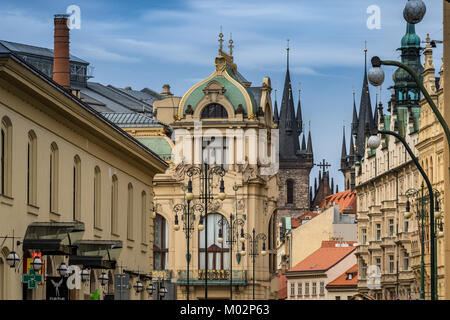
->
(0, 0), (444, 191)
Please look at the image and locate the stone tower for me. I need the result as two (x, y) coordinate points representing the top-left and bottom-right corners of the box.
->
(276, 46), (314, 218)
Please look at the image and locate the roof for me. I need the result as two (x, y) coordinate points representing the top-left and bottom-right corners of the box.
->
(101, 112), (161, 127)
(326, 264), (358, 288)
(319, 190), (357, 214)
(277, 270), (287, 300)
(291, 211), (319, 228)
(0, 40), (88, 64)
(288, 241), (356, 273)
(0, 44), (168, 170)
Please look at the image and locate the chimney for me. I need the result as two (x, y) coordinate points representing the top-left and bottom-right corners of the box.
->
(53, 14), (70, 89)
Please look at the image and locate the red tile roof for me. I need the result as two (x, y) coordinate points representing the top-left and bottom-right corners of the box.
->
(326, 264), (358, 288)
(287, 241), (356, 272)
(291, 211), (319, 228)
(319, 190), (356, 214)
(277, 270), (287, 300)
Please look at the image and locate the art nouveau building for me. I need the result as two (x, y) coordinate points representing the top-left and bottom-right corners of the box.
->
(0, 15), (167, 300)
(151, 36), (279, 299)
(354, 22), (424, 300)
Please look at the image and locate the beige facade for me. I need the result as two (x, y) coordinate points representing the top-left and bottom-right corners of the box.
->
(151, 46), (280, 300)
(0, 51), (166, 299)
(415, 37), (446, 299)
(443, 0), (450, 301)
(278, 205), (356, 272)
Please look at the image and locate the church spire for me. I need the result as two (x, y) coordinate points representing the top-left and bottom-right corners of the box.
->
(297, 87), (303, 133)
(351, 90), (358, 137)
(341, 125), (347, 160)
(306, 123), (313, 154)
(279, 40), (301, 159)
(301, 132), (306, 150)
(273, 89), (279, 125)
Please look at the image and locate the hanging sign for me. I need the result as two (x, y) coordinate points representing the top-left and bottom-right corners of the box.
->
(22, 252), (45, 289)
(46, 276), (69, 300)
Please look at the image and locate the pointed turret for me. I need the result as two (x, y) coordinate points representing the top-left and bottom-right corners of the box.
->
(273, 99), (279, 125)
(306, 129), (313, 155)
(278, 43), (301, 159)
(331, 178), (334, 195)
(349, 134), (355, 156)
(296, 89), (303, 134)
(355, 46), (373, 159)
(301, 134), (306, 150)
(341, 126), (347, 160)
(351, 92), (358, 137)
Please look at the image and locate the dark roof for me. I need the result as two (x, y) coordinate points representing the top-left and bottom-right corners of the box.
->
(101, 112), (163, 128)
(0, 40), (88, 64)
(0, 44), (167, 168)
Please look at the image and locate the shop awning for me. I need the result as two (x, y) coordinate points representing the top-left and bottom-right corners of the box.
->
(69, 240), (122, 269)
(22, 222), (85, 255)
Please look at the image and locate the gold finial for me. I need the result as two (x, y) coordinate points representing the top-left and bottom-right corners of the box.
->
(298, 82), (302, 95)
(364, 40), (367, 52)
(286, 39), (290, 51)
(229, 32), (234, 56)
(218, 26), (224, 52)
(426, 33), (431, 44)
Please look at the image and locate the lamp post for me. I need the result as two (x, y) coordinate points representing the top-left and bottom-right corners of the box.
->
(173, 183), (204, 300)
(183, 163), (226, 299)
(217, 184), (246, 300)
(240, 228), (267, 300)
(368, 129), (436, 299)
(147, 277), (167, 300)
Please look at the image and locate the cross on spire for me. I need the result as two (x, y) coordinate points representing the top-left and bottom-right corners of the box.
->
(229, 33), (234, 55)
(218, 26), (224, 52)
(315, 159), (331, 174)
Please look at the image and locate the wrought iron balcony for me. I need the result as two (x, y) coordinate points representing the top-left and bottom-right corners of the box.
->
(176, 269), (247, 286)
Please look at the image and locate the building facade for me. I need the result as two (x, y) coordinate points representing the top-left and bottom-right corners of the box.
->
(0, 14), (167, 300)
(354, 23), (424, 300)
(151, 36), (279, 299)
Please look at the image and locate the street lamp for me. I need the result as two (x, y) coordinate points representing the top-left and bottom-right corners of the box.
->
(99, 272), (109, 286)
(173, 188), (204, 301)
(240, 228), (267, 300)
(368, 130), (437, 299)
(183, 163), (227, 299)
(31, 256), (43, 271)
(403, 0), (426, 25)
(57, 262), (68, 277)
(6, 251), (20, 268)
(146, 283), (154, 296)
(81, 268), (89, 282)
(133, 280), (143, 293)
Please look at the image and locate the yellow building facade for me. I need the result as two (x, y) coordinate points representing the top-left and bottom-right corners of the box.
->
(150, 41), (280, 300)
(0, 45), (167, 300)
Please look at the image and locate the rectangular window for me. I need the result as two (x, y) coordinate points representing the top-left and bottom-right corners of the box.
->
(362, 229), (367, 244)
(297, 283), (302, 296)
(389, 219), (394, 237)
(376, 258), (381, 273)
(376, 224), (381, 241)
(361, 263), (367, 279)
(403, 252), (409, 271)
(404, 219), (409, 232)
(388, 255), (394, 274)
(290, 283), (295, 298)
(320, 282), (324, 295)
(127, 183), (134, 240)
(141, 191), (147, 244)
(335, 296), (341, 300)
(305, 282), (309, 295)
(50, 143), (59, 213)
(94, 167), (101, 228)
(312, 282), (317, 295)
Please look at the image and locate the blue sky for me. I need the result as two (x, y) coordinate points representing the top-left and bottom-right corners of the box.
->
(0, 0), (444, 191)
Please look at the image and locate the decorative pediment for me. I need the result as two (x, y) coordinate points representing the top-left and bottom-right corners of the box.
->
(202, 80), (226, 103)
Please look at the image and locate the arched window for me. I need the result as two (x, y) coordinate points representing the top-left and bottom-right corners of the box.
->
(73, 155), (81, 221)
(268, 213), (277, 274)
(111, 175), (118, 234)
(94, 166), (101, 228)
(50, 142), (59, 213)
(141, 191), (147, 244)
(199, 213), (229, 270)
(127, 183), (134, 240)
(154, 214), (168, 270)
(286, 179), (294, 204)
(1, 117), (12, 196)
(201, 104), (228, 119)
(27, 131), (37, 205)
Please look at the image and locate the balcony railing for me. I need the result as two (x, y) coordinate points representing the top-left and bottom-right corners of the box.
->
(176, 269), (247, 286)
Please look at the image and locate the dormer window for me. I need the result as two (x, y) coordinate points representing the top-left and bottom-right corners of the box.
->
(201, 103), (228, 119)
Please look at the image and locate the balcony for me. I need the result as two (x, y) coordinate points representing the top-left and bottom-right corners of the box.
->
(176, 270), (247, 286)
(380, 236), (395, 248)
(381, 200), (397, 212)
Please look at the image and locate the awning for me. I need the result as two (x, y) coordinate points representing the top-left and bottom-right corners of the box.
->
(22, 222), (85, 255)
(69, 240), (122, 269)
